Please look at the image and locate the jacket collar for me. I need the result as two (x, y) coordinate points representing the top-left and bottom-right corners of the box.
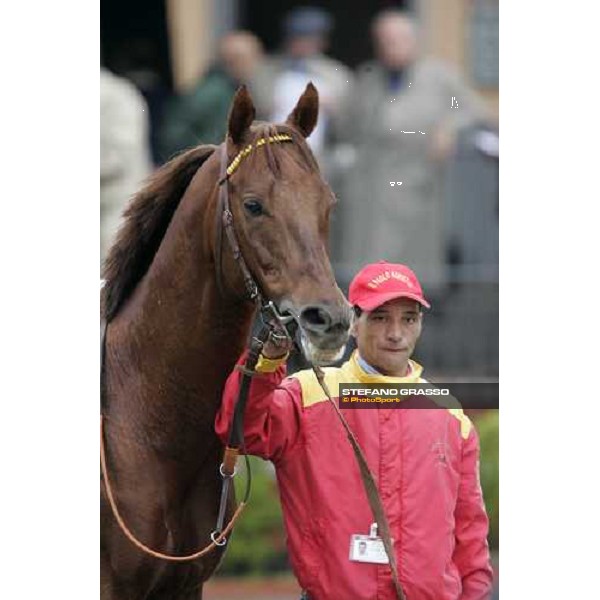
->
(346, 350), (423, 384)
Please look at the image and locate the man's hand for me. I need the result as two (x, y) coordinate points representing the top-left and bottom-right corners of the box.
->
(429, 125), (457, 162)
(261, 330), (294, 359)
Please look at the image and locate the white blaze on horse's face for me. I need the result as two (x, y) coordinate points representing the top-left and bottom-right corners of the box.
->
(225, 83), (351, 363)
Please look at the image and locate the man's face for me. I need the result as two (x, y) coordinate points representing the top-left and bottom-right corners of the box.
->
(373, 16), (417, 69)
(352, 297), (422, 377)
(286, 34), (326, 59)
(220, 34), (262, 83)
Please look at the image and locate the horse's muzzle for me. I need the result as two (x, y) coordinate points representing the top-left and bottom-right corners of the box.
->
(297, 302), (352, 365)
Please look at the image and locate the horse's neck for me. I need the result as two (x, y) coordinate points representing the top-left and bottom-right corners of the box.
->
(105, 169), (255, 456)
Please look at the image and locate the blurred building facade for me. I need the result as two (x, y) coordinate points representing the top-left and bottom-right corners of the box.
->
(101, 0), (498, 110)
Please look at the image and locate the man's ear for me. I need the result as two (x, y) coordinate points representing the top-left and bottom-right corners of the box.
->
(350, 315), (359, 338)
(227, 85), (256, 145)
(285, 82), (319, 138)
(415, 313), (423, 340)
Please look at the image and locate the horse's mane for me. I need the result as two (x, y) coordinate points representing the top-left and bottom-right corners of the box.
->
(101, 144), (217, 322)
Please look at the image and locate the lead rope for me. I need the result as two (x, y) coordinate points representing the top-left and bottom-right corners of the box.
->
(311, 365), (407, 600)
(100, 329), (259, 562)
(100, 414), (247, 561)
(99, 317), (261, 561)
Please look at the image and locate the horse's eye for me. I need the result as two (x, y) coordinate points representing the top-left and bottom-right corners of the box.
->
(243, 199), (264, 217)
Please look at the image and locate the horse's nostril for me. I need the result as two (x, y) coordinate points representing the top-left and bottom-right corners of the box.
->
(300, 306), (333, 331)
(328, 321), (349, 336)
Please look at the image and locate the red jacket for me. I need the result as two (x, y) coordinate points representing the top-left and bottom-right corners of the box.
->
(215, 351), (493, 600)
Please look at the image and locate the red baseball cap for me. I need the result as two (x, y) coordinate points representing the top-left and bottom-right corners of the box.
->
(349, 261), (431, 311)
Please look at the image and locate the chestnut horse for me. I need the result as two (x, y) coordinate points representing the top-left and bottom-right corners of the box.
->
(100, 84), (351, 599)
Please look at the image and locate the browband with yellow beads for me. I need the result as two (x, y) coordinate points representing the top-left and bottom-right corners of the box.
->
(226, 134), (293, 177)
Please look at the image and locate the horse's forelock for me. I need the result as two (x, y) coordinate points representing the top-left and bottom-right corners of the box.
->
(246, 123), (319, 178)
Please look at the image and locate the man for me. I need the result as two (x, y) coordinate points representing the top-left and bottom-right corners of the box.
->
(100, 67), (152, 265)
(250, 6), (353, 163)
(216, 261), (493, 599)
(158, 31), (264, 160)
(334, 10), (488, 291)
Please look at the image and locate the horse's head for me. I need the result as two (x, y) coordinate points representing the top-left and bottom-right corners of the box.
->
(218, 83), (351, 364)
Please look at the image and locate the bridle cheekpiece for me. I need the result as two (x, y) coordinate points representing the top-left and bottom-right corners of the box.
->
(215, 133), (293, 305)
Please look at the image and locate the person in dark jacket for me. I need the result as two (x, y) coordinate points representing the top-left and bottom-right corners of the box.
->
(158, 31), (263, 160)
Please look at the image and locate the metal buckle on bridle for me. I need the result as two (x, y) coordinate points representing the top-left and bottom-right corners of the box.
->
(245, 278), (259, 301)
(219, 463), (237, 478)
(210, 530), (228, 547)
(260, 300), (298, 345)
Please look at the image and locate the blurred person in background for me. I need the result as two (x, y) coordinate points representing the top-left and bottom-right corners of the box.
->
(158, 31), (263, 160)
(111, 38), (171, 165)
(250, 6), (353, 165)
(100, 67), (152, 266)
(334, 10), (488, 294)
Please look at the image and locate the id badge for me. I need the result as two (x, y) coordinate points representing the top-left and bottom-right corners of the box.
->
(349, 523), (390, 565)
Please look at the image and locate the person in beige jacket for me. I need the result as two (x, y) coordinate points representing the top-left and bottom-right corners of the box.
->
(334, 10), (488, 292)
(100, 67), (152, 266)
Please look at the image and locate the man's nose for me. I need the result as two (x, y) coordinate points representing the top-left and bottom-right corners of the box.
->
(386, 321), (404, 341)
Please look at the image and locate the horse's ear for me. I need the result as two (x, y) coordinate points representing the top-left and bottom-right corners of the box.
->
(285, 82), (319, 138)
(227, 85), (256, 145)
